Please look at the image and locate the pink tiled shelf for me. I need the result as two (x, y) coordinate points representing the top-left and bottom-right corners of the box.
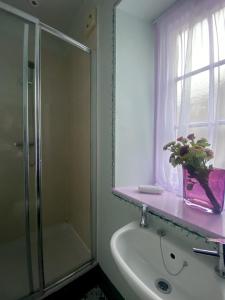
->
(113, 186), (225, 238)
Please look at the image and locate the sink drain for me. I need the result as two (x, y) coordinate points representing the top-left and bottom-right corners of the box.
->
(155, 278), (172, 294)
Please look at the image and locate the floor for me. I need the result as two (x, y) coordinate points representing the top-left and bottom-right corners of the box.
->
(0, 222), (91, 300)
(45, 265), (124, 300)
(81, 286), (108, 300)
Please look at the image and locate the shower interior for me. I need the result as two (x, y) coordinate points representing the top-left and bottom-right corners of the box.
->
(0, 4), (94, 300)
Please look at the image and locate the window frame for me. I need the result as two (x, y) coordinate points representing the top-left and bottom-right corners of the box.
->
(175, 54), (225, 130)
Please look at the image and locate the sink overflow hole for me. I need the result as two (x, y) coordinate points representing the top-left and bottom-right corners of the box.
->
(155, 279), (172, 294)
(170, 253), (176, 259)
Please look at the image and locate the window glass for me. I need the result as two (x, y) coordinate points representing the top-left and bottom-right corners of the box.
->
(187, 127), (208, 140)
(176, 71), (209, 123)
(176, 80), (182, 125)
(189, 71), (209, 122)
(213, 7), (225, 62)
(191, 19), (209, 72)
(215, 65), (225, 119)
(177, 30), (188, 78)
(177, 19), (209, 77)
(215, 125), (225, 168)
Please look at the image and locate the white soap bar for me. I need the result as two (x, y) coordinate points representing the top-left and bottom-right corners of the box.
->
(138, 185), (164, 194)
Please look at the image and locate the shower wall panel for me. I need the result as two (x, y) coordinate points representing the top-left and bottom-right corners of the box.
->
(41, 33), (71, 227)
(68, 47), (91, 249)
(41, 31), (92, 284)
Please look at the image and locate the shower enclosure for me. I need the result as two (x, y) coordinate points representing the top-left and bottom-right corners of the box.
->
(0, 2), (96, 299)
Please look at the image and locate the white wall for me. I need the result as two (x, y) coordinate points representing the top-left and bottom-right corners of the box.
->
(115, 8), (155, 186)
(97, 2), (142, 299)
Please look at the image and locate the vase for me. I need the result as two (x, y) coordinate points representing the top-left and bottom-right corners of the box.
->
(183, 167), (225, 214)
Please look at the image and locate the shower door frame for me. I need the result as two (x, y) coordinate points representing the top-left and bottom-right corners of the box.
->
(0, 2), (97, 299)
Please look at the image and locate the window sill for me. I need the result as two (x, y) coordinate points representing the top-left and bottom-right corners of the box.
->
(113, 186), (225, 238)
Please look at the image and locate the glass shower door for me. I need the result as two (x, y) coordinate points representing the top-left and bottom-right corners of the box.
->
(41, 30), (92, 285)
(0, 9), (38, 299)
(0, 4), (94, 296)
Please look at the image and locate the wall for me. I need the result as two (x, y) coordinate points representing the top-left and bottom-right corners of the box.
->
(97, 2), (142, 299)
(115, 8), (155, 186)
(68, 0), (98, 49)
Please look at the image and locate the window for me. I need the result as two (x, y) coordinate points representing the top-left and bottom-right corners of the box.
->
(176, 10), (225, 169)
(155, 0), (225, 193)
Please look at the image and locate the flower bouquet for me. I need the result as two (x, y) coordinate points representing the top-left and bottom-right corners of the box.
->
(163, 134), (225, 214)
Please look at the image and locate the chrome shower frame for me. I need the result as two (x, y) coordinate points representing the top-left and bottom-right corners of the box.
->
(0, 1), (97, 299)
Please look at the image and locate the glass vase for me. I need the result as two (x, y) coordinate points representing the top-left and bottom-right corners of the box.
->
(183, 167), (225, 214)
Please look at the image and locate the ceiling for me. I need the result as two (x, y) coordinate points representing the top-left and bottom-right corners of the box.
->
(118, 0), (178, 22)
(1, 0), (178, 33)
(1, 0), (82, 32)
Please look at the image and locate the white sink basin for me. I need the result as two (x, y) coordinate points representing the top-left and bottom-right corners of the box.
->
(111, 221), (225, 300)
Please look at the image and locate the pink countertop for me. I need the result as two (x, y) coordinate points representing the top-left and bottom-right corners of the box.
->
(113, 186), (225, 238)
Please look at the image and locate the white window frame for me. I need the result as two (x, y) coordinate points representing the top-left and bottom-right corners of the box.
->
(175, 56), (225, 130)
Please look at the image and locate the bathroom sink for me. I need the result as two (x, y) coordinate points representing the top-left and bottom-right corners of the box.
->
(111, 221), (225, 300)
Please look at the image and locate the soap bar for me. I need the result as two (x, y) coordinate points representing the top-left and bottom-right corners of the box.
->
(138, 185), (164, 194)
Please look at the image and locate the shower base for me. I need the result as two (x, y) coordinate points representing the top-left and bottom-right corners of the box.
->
(0, 222), (91, 300)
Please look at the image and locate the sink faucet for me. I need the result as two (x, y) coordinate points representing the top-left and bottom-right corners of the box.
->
(193, 238), (225, 278)
(140, 205), (148, 228)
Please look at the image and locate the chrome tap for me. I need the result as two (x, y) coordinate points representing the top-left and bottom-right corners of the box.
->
(140, 205), (148, 228)
(193, 238), (225, 278)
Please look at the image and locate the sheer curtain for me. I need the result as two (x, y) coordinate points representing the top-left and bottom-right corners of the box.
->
(155, 0), (225, 195)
